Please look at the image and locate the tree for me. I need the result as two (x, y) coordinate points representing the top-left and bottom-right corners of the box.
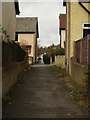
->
(55, 47), (65, 56)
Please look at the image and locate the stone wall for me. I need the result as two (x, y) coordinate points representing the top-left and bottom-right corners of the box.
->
(2, 61), (28, 97)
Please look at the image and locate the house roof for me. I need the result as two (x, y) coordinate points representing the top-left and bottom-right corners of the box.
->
(16, 17), (39, 38)
(59, 14), (66, 29)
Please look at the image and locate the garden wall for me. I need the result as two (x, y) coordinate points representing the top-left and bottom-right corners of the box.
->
(2, 61), (28, 97)
(54, 55), (65, 68)
(71, 58), (87, 91)
(2, 41), (28, 97)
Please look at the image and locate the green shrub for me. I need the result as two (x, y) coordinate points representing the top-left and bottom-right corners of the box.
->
(55, 48), (65, 56)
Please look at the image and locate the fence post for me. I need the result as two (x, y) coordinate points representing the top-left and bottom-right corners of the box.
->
(87, 35), (90, 65)
(88, 35), (90, 103)
(73, 41), (75, 61)
(80, 38), (82, 64)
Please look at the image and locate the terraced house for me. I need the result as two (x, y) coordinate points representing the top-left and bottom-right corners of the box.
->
(63, 0), (90, 90)
(16, 17), (39, 64)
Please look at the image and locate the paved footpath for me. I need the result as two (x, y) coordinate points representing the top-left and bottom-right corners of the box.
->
(3, 64), (88, 118)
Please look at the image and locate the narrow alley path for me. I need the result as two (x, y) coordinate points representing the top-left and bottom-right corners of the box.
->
(3, 64), (88, 118)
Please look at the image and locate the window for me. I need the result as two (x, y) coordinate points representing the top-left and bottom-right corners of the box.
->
(84, 24), (90, 27)
(83, 23), (90, 37)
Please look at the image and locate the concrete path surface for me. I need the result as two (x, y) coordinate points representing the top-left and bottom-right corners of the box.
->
(2, 64), (88, 118)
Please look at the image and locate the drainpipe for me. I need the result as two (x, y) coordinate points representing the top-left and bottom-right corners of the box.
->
(68, 2), (70, 75)
(66, 2), (70, 74)
(35, 34), (37, 64)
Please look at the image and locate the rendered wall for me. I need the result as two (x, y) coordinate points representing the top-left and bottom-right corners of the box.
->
(2, 2), (16, 41)
(69, 2), (89, 58)
(71, 58), (87, 91)
(54, 55), (65, 68)
(66, 2), (89, 75)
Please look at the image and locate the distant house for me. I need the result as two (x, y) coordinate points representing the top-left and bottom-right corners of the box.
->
(16, 17), (39, 64)
(59, 14), (66, 48)
(63, 0), (90, 75)
(0, 1), (20, 42)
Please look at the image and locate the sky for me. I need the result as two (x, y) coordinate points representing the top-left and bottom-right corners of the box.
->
(17, 0), (66, 47)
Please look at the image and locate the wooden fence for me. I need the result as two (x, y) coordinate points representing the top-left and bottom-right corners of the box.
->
(74, 35), (90, 65)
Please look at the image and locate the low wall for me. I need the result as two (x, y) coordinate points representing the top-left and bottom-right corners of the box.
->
(54, 55), (65, 68)
(71, 58), (87, 91)
(2, 60), (28, 97)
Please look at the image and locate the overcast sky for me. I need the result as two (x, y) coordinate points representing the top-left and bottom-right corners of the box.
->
(17, 0), (66, 47)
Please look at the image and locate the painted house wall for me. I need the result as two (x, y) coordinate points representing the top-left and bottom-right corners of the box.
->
(18, 33), (37, 63)
(2, 2), (16, 41)
(70, 2), (89, 58)
(61, 30), (66, 48)
(66, 2), (89, 75)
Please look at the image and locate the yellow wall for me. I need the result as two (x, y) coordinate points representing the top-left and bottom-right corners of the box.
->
(71, 58), (87, 92)
(18, 33), (37, 62)
(55, 55), (65, 68)
(70, 2), (89, 58)
(66, 2), (89, 74)
(2, 1), (16, 41)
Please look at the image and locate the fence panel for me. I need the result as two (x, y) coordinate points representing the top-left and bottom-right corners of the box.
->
(82, 37), (87, 65)
(74, 35), (90, 65)
(74, 40), (81, 63)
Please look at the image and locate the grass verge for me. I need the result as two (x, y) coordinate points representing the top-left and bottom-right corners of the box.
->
(49, 65), (88, 112)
